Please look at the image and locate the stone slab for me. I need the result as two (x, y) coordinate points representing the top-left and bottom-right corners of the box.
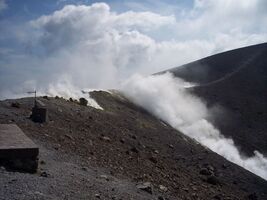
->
(0, 124), (39, 159)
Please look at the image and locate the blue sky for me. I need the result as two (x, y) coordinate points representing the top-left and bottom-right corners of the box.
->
(0, 0), (266, 98)
(1, 0), (193, 19)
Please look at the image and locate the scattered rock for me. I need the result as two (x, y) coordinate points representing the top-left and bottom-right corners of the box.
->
(192, 192), (198, 198)
(158, 196), (165, 200)
(65, 134), (74, 140)
(40, 160), (46, 165)
(8, 179), (17, 184)
(0, 166), (6, 171)
(137, 182), (153, 194)
(131, 135), (137, 139)
(11, 102), (20, 108)
(213, 194), (222, 200)
(200, 168), (212, 176)
(95, 194), (101, 199)
(99, 175), (109, 181)
(159, 185), (168, 192)
(101, 136), (111, 142)
(149, 156), (157, 164)
(79, 98), (88, 106)
(248, 193), (258, 200)
(81, 167), (88, 171)
(207, 165), (215, 172)
(40, 171), (49, 178)
(206, 175), (220, 185)
(192, 186), (197, 191)
(198, 156), (203, 160)
(54, 144), (61, 150)
(222, 164), (228, 169)
(130, 147), (139, 153)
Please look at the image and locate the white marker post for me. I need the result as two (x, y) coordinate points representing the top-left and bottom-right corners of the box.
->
(27, 90), (37, 107)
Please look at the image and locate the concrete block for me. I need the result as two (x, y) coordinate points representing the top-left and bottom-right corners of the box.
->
(31, 100), (48, 123)
(0, 124), (39, 173)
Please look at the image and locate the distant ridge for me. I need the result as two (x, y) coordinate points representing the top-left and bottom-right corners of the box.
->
(165, 42), (267, 156)
(167, 42), (267, 84)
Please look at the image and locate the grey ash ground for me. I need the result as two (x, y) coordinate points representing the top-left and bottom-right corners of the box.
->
(0, 91), (266, 200)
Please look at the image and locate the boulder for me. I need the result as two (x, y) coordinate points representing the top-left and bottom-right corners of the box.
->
(200, 168), (212, 176)
(137, 182), (153, 194)
(11, 102), (20, 108)
(206, 175), (220, 185)
(79, 98), (88, 106)
(159, 185), (168, 192)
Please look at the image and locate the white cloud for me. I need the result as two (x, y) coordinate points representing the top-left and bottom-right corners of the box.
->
(175, 0), (267, 40)
(0, 0), (7, 12)
(31, 3), (175, 52)
(0, 2), (266, 98)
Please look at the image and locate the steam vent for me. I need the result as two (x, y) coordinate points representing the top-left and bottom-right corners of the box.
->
(0, 124), (39, 173)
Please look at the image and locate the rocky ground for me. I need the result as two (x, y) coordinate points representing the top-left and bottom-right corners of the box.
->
(0, 91), (266, 200)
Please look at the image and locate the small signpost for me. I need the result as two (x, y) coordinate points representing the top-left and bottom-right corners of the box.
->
(27, 90), (37, 107)
(27, 90), (48, 123)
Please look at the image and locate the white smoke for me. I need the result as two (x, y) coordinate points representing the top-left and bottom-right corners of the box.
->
(45, 76), (103, 110)
(1, 2), (267, 98)
(0, 74), (103, 110)
(120, 72), (267, 180)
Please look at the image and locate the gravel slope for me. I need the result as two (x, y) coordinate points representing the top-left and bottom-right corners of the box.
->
(0, 92), (266, 200)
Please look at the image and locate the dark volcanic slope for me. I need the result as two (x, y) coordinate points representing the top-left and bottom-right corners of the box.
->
(167, 43), (267, 156)
(0, 93), (267, 200)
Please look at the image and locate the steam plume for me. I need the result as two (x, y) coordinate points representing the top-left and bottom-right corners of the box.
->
(120, 72), (267, 180)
